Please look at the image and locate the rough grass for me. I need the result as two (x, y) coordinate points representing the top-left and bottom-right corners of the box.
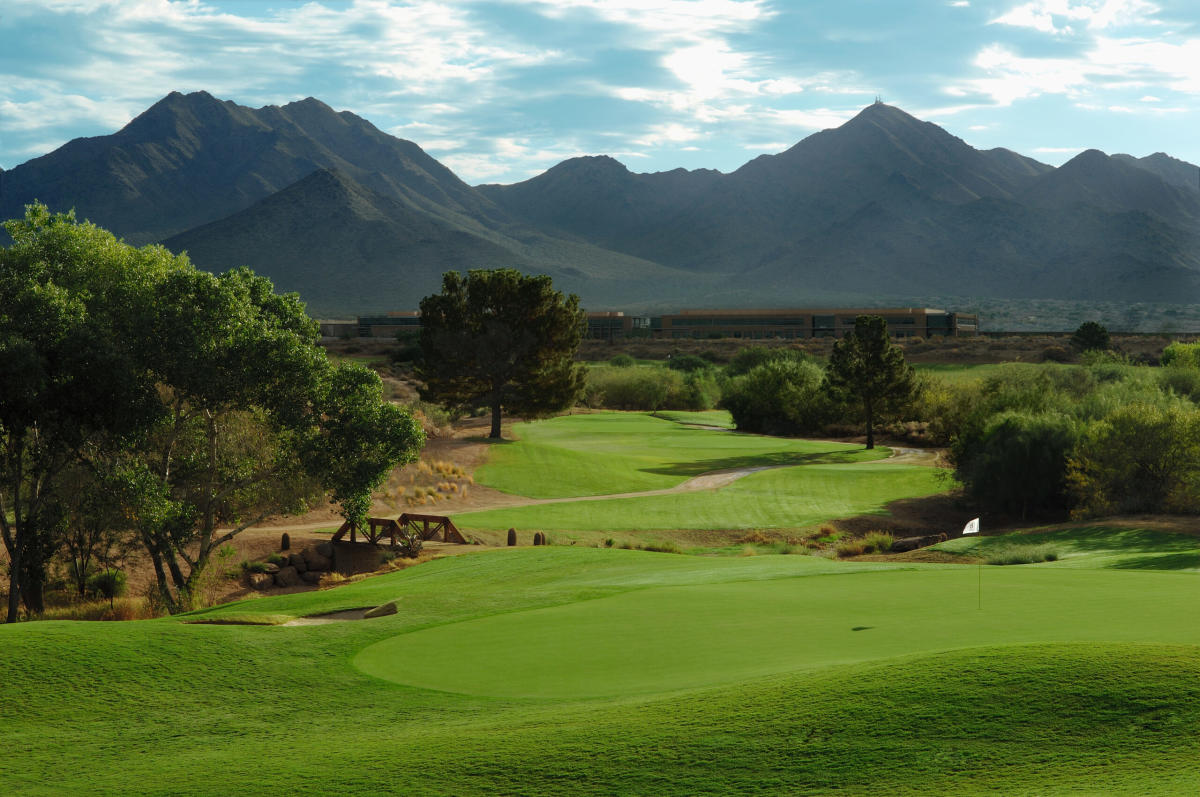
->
(474, 412), (888, 498)
(454, 462), (950, 531)
(4, 546), (1200, 794)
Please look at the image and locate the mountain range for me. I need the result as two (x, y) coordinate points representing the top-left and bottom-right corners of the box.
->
(3, 91), (1199, 315)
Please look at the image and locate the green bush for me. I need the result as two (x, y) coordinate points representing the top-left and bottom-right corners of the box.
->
(86, 569), (127, 600)
(984, 544), (1059, 565)
(725, 346), (808, 377)
(584, 367), (719, 411)
(953, 410), (1081, 519)
(862, 531), (895, 554)
(721, 359), (835, 434)
(608, 354), (636, 368)
(665, 354), (711, 373)
(1161, 341), (1200, 369)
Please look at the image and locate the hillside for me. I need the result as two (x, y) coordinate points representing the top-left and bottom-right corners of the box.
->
(5, 92), (1200, 312)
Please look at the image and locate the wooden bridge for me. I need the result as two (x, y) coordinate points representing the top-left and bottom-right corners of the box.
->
(331, 513), (469, 546)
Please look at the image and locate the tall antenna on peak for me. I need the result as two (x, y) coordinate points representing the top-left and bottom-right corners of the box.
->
(875, 94), (883, 105)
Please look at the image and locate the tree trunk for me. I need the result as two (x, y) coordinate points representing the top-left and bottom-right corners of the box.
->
(490, 401), (503, 439)
(5, 549), (20, 623)
(865, 398), (875, 450)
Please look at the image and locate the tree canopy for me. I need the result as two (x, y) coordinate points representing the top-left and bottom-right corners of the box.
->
(417, 269), (586, 438)
(825, 316), (918, 449)
(0, 204), (424, 618)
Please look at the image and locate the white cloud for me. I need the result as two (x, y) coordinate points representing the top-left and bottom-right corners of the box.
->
(990, 0), (1161, 35)
(951, 31), (1200, 108)
(949, 1), (971, 6)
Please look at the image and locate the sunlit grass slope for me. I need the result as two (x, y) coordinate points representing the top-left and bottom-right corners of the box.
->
(454, 462), (949, 531)
(4, 546), (1200, 794)
(474, 412), (887, 498)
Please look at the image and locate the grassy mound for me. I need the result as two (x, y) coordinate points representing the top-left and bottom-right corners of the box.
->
(5, 546), (1200, 794)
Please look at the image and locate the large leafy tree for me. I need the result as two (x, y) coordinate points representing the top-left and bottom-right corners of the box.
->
(0, 205), (168, 620)
(1, 205), (425, 618)
(825, 315), (918, 449)
(417, 269), (587, 439)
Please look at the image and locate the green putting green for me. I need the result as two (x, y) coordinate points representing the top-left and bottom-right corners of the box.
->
(354, 565), (1200, 699)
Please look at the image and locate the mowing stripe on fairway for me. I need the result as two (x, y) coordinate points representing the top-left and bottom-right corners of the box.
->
(454, 461), (950, 531)
(354, 566), (1200, 699)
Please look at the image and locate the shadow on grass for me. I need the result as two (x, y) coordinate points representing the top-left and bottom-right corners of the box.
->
(639, 448), (876, 478)
(1020, 525), (1198, 554)
(464, 436), (518, 445)
(1107, 552), (1200, 571)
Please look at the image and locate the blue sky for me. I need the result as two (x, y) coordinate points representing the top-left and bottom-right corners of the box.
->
(2, 0), (1199, 184)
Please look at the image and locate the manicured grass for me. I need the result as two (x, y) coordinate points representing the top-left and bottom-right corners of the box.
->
(934, 524), (1200, 571)
(653, 409), (735, 428)
(454, 462), (950, 531)
(356, 564), (1200, 699)
(4, 546), (1200, 794)
(475, 412), (887, 498)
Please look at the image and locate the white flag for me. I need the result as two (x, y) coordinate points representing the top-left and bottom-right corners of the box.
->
(962, 517), (980, 535)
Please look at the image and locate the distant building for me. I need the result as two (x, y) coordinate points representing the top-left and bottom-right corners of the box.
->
(326, 307), (978, 340)
(354, 311), (421, 338)
(653, 308), (978, 340)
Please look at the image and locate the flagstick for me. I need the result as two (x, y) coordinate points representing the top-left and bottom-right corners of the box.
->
(962, 517), (982, 611)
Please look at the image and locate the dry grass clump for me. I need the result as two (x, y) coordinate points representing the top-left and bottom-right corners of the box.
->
(736, 530), (772, 545)
(39, 596), (161, 622)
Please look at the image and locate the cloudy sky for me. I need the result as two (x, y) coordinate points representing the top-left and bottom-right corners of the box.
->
(2, 0), (1199, 183)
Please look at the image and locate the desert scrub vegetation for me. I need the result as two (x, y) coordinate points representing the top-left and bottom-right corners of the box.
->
(984, 544), (1060, 565)
(583, 365), (719, 411)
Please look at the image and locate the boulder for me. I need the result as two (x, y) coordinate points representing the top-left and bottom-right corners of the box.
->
(302, 547), (332, 571)
(315, 542), (334, 558)
(288, 553), (307, 572)
(262, 562), (280, 574)
(301, 571), (323, 586)
(274, 566), (300, 588)
(889, 533), (949, 553)
(364, 601), (398, 619)
(249, 572), (275, 591)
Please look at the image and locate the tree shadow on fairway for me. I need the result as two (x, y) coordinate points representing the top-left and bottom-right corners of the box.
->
(639, 448), (875, 478)
(1107, 552), (1200, 571)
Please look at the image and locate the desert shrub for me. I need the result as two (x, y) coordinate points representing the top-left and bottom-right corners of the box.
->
(584, 367), (675, 410)
(669, 370), (721, 411)
(915, 377), (982, 446)
(721, 359), (834, 434)
(609, 354), (636, 368)
(1068, 401), (1200, 517)
(862, 531), (895, 554)
(1070, 321), (1110, 352)
(585, 367), (718, 411)
(85, 569), (127, 600)
(954, 410), (1081, 519)
(737, 530), (772, 545)
(1159, 365), (1200, 403)
(242, 560), (271, 574)
(665, 354), (712, 373)
(1041, 345), (1073, 363)
(396, 529), (423, 558)
(725, 346), (809, 377)
(835, 539), (866, 558)
(641, 541), (682, 554)
(266, 553), (286, 565)
(1161, 341), (1200, 369)
(985, 544), (1059, 565)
